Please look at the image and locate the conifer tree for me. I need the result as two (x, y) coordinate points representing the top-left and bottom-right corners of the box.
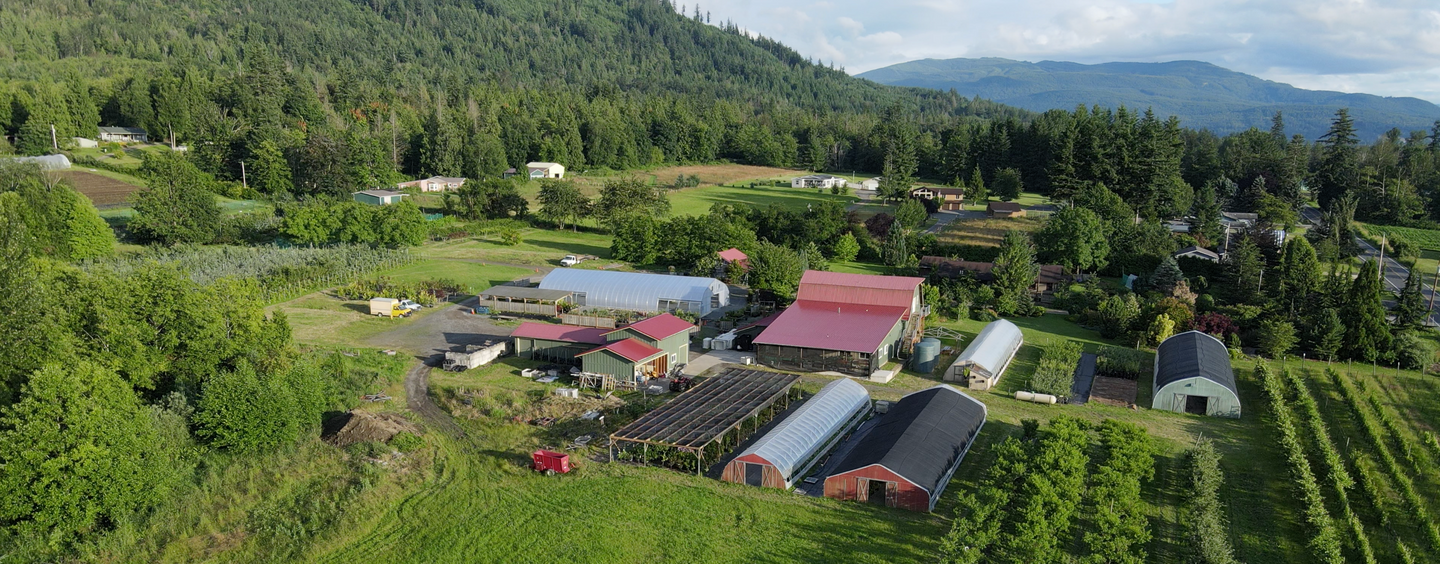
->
(1189, 179), (1223, 246)
(1315, 109), (1361, 211)
(1394, 268), (1427, 328)
(992, 230), (1039, 315)
(1308, 308), (1345, 362)
(1343, 261), (1392, 362)
(967, 168), (988, 207)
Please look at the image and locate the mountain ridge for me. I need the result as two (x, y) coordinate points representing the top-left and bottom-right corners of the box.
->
(858, 57), (1440, 139)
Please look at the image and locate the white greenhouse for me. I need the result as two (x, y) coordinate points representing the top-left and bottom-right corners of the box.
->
(943, 319), (1024, 391)
(537, 269), (730, 315)
(721, 378), (871, 489)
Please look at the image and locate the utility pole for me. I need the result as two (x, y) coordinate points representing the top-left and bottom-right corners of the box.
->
(1428, 264), (1440, 326)
(49, 124), (57, 151)
(240, 161), (248, 191)
(391, 108), (398, 166)
(1379, 233), (1387, 280)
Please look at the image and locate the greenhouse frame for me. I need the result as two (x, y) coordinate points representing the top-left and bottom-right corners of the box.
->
(942, 319), (1024, 391)
(537, 269), (730, 315)
(1153, 331), (1241, 418)
(722, 378), (872, 489)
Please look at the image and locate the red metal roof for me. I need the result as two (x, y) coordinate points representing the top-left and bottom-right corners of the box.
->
(739, 311), (783, 331)
(608, 313), (694, 341)
(753, 300), (908, 354)
(796, 270), (923, 313)
(718, 247), (748, 263)
(577, 338), (666, 362)
(510, 323), (610, 345)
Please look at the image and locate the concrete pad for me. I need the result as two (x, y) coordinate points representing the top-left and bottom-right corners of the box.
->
(682, 349), (752, 376)
(869, 369), (895, 383)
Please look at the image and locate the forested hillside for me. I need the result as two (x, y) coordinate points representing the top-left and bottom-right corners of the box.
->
(859, 57), (1440, 140)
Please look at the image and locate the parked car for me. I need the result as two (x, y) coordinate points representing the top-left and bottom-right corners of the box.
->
(399, 299), (423, 310)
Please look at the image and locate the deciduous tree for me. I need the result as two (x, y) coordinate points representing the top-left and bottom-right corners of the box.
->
(1036, 205), (1109, 273)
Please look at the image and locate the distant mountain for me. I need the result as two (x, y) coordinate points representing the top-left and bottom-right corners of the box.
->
(858, 58), (1440, 139)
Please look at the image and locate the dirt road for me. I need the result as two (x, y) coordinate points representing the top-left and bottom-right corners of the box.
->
(403, 359), (465, 438)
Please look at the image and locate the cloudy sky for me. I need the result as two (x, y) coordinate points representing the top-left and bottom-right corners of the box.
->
(694, 0), (1440, 102)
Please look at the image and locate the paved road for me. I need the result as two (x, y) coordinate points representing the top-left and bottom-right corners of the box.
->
(1301, 206), (1440, 326)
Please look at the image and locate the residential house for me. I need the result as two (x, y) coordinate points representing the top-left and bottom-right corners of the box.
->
(986, 201), (1025, 218)
(790, 174), (847, 189)
(860, 178), (881, 191)
(919, 256), (1068, 298)
(1164, 219), (1191, 233)
(352, 189), (407, 205)
(910, 187), (965, 211)
(1173, 246), (1221, 262)
(97, 126), (148, 143)
(527, 162), (565, 179)
(397, 176), (465, 192)
(502, 167), (520, 179)
(1220, 212), (1257, 233)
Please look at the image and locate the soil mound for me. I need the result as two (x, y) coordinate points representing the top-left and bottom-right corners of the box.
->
(322, 411), (421, 447)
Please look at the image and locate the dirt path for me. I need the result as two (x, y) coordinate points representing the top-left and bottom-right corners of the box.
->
(404, 359), (466, 438)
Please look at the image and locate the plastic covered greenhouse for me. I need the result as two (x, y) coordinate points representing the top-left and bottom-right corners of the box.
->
(943, 318), (1024, 390)
(537, 269), (730, 315)
(722, 377), (871, 489)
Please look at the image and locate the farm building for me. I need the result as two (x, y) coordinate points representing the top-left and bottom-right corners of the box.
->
(722, 378), (871, 489)
(396, 176), (465, 192)
(477, 286), (574, 316)
(352, 189), (407, 205)
(1174, 246), (1221, 262)
(909, 187), (964, 211)
(611, 368), (802, 474)
(511, 323), (609, 365)
(5, 154), (71, 171)
(860, 178), (880, 190)
(823, 385), (986, 512)
(790, 174), (847, 189)
(1152, 331), (1241, 418)
(537, 269), (729, 315)
(986, 201), (1025, 218)
(942, 319), (1023, 391)
(527, 162), (565, 179)
(754, 271), (927, 377)
(98, 126), (147, 143)
(717, 247), (748, 270)
(577, 339), (671, 381)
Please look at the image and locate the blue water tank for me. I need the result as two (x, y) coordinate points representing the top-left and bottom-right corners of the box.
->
(913, 338), (942, 374)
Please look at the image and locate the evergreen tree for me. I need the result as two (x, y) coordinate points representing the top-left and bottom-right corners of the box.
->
(967, 167), (988, 207)
(419, 107), (464, 177)
(1189, 179), (1223, 246)
(1394, 268), (1427, 328)
(15, 119), (52, 156)
(1314, 109), (1361, 211)
(993, 167), (1023, 201)
(832, 231), (860, 262)
(1149, 255), (1184, 294)
(1035, 205), (1108, 273)
(894, 197), (927, 230)
(1275, 237), (1320, 319)
(882, 225), (908, 267)
(1222, 237), (1263, 305)
(247, 138), (292, 195)
(1308, 308), (1345, 361)
(1256, 319), (1297, 358)
(1343, 261), (1393, 362)
(800, 240), (828, 272)
(992, 230), (1039, 315)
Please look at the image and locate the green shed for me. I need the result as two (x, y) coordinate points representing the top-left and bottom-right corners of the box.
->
(579, 338), (669, 379)
(510, 323), (610, 365)
(1152, 331), (1240, 418)
(602, 313), (695, 369)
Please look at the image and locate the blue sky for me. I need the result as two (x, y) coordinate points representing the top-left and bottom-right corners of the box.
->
(694, 0), (1440, 103)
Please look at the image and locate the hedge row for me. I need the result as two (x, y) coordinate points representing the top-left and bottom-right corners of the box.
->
(1259, 364), (1345, 564)
(1083, 420), (1154, 564)
(1183, 439), (1238, 564)
(1030, 340), (1082, 397)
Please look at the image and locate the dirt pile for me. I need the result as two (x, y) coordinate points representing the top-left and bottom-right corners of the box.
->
(322, 411), (421, 447)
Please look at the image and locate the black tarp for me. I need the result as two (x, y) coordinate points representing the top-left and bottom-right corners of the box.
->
(1155, 331), (1237, 395)
(829, 385), (986, 496)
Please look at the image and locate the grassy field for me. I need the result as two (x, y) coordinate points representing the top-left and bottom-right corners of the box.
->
(936, 214), (1047, 247)
(668, 182), (858, 217)
(420, 227), (616, 267)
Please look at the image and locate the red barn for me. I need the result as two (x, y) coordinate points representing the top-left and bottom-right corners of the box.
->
(823, 385), (986, 512)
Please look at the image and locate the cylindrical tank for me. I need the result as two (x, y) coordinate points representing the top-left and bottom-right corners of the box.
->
(912, 338), (942, 373)
(703, 337), (713, 349)
(1015, 391), (1058, 405)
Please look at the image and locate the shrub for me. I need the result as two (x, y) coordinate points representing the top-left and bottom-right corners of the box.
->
(1095, 346), (1146, 380)
(1030, 340), (1082, 396)
(389, 432), (424, 453)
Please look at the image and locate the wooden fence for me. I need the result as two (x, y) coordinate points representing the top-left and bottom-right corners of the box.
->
(560, 314), (618, 328)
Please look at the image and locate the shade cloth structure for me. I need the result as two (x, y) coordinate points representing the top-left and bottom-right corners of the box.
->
(943, 319), (1023, 390)
(823, 385), (986, 512)
(538, 269), (729, 315)
(1152, 331), (1240, 418)
(724, 378), (871, 489)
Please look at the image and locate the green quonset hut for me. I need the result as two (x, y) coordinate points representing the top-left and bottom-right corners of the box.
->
(1152, 331), (1241, 418)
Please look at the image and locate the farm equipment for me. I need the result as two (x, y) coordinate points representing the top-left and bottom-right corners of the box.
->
(442, 340), (508, 372)
(369, 297), (412, 318)
(532, 450), (571, 475)
(669, 376), (693, 393)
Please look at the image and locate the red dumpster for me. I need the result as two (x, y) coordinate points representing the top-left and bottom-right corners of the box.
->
(532, 450), (571, 475)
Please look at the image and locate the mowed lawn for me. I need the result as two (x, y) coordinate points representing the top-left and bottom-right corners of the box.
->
(668, 183), (857, 217)
(420, 228), (615, 267)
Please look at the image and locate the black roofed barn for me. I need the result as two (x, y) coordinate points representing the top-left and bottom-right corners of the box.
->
(823, 385), (986, 512)
(1152, 331), (1240, 418)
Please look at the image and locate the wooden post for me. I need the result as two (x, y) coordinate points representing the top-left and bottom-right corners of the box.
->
(240, 161), (248, 191)
(643, 442), (648, 467)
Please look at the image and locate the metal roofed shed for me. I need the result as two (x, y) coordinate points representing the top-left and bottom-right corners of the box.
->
(795, 271), (925, 317)
(753, 301), (909, 377)
(943, 319), (1024, 391)
(538, 269), (729, 315)
(823, 385), (987, 512)
(609, 368), (801, 475)
(478, 286), (574, 316)
(722, 378), (872, 489)
(511, 322), (609, 365)
(1152, 331), (1240, 418)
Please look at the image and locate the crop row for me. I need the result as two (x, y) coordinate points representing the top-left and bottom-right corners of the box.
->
(1030, 340), (1082, 397)
(1359, 378), (1427, 469)
(1183, 439), (1238, 564)
(1082, 420), (1154, 564)
(941, 417), (1091, 564)
(1365, 224), (1440, 251)
(1330, 369), (1440, 551)
(1258, 364), (1344, 564)
(1286, 370), (1376, 563)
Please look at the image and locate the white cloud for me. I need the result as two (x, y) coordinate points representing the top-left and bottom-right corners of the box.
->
(699, 0), (1440, 102)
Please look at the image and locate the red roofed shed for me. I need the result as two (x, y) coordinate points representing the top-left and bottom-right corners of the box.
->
(718, 247), (749, 269)
(795, 271), (925, 318)
(754, 301), (908, 377)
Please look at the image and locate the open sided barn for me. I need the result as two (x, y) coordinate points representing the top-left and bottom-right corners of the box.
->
(511, 323), (609, 364)
(823, 385), (986, 512)
(1152, 331), (1241, 418)
(942, 319), (1023, 390)
(754, 271), (926, 377)
(722, 378), (871, 489)
(537, 269), (729, 315)
(610, 368), (800, 474)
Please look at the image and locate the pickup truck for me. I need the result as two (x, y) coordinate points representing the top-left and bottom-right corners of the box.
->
(560, 254), (598, 267)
